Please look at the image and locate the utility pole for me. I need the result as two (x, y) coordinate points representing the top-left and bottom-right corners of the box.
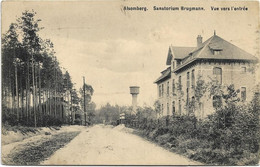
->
(83, 76), (86, 126)
(54, 57), (57, 118)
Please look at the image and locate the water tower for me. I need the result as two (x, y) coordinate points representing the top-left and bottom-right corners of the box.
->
(130, 86), (140, 114)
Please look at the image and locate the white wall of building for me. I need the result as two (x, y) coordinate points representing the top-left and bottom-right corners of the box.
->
(157, 60), (257, 119)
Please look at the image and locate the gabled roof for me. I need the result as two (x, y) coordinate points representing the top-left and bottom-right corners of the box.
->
(195, 35), (257, 60)
(172, 46), (195, 59)
(166, 46), (195, 65)
(174, 35), (258, 72)
(154, 67), (171, 84)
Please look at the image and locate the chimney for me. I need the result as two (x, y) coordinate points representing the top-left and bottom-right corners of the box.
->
(197, 35), (203, 48)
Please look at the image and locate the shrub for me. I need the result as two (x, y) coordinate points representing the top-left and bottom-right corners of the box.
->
(41, 115), (62, 127)
(73, 118), (82, 125)
(2, 106), (18, 126)
(155, 133), (171, 145)
(124, 91), (260, 165)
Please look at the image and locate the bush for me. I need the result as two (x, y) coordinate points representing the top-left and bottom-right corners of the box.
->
(125, 93), (260, 165)
(74, 118), (82, 125)
(155, 133), (171, 145)
(41, 115), (62, 127)
(2, 105), (65, 127)
(2, 106), (18, 126)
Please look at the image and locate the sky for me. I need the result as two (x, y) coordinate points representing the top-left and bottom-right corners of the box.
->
(2, 0), (259, 108)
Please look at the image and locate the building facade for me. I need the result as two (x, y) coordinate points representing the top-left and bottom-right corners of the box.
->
(154, 33), (258, 119)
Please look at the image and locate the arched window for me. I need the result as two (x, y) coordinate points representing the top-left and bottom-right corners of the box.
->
(213, 67), (222, 84)
(172, 79), (175, 95)
(161, 104), (164, 114)
(191, 96), (195, 105)
(186, 88), (189, 104)
(178, 76), (182, 90)
(172, 101), (175, 115)
(178, 100), (182, 114)
(187, 72), (190, 88)
(162, 84), (164, 96)
(191, 69), (195, 88)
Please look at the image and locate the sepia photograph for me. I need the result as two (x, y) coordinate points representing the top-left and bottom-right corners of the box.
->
(1, 0), (260, 165)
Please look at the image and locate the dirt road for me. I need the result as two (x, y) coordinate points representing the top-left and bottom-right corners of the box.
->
(42, 125), (201, 165)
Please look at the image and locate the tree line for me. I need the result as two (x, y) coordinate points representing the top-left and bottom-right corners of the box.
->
(2, 10), (94, 127)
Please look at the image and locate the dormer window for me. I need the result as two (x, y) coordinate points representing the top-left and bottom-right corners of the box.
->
(213, 50), (221, 55)
(176, 60), (181, 66)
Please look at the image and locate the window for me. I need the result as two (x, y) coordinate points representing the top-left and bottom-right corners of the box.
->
(172, 79), (175, 95)
(172, 101), (175, 115)
(190, 96), (195, 114)
(241, 87), (246, 101)
(191, 96), (195, 105)
(186, 72), (190, 106)
(167, 81), (169, 96)
(178, 100), (182, 114)
(179, 76), (182, 90)
(213, 50), (221, 55)
(213, 67), (222, 84)
(241, 67), (246, 74)
(187, 72), (190, 88)
(177, 60), (181, 66)
(213, 95), (222, 109)
(162, 84), (164, 97)
(191, 69), (195, 88)
(167, 103), (169, 115)
(187, 88), (189, 105)
(161, 104), (164, 114)
(159, 85), (162, 97)
(172, 61), (175, 69)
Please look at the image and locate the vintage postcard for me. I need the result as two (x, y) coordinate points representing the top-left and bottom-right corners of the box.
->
(1, 0), (259, 165)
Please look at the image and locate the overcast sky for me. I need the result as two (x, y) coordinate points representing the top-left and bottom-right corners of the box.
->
(2, 1), (259, 108)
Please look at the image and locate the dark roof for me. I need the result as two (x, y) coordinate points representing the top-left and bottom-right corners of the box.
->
(196, 35), (257, 60)
(171, 46), (195, 59)
(166, 46), (195, 65)
(174, 35), (258, 72)
(154, 67), (171, 84)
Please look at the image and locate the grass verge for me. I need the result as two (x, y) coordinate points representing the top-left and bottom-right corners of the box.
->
(4, 131), (80, 165)
(131, 128), (259, 165)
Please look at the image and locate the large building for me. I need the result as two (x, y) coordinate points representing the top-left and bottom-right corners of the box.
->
(154, 32), (258, 119)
